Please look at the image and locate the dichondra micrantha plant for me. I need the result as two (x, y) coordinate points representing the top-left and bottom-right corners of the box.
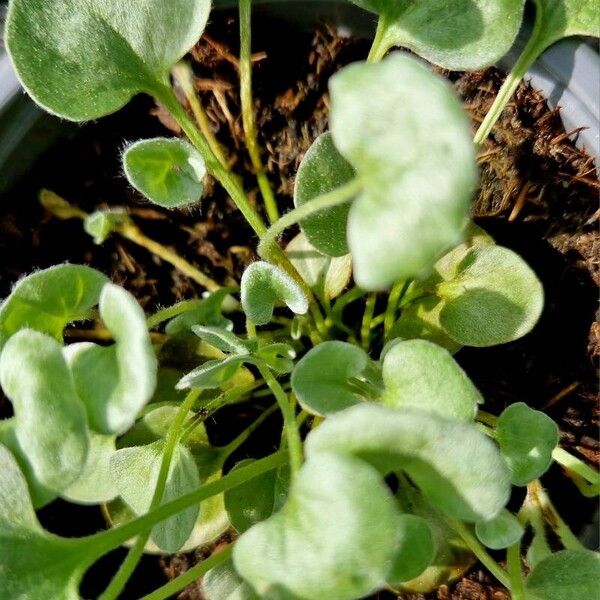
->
(1, 0), (599, 599)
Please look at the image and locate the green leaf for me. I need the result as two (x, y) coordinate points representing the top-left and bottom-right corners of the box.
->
(203, 559), (257, 600)
(234, 453), (400, 600)
(176, 355), (248, 390)
(475, 509), (524, 550)
(241, 261), (309, 325)
(0, 329), (89, 499)
(0, 264), (108, 347)
(123, 138), (206, 208)
(381, 339), (482, 421)
(437, 245), (544, 347)
(110, 440), (200, 553)
(192, 325), (254, 355)
(525, 549), (600, 600)
(68, 283), (157, 435)
(84, 208), (130, 244)
(225, 459), (278, 534)
(293, 132), (356, 256)
(61, 432), (118, 504)
(256, 343), (296, 375)
(291, 341), (370, 416)
(5, 0), (211, 121)
(387, 514), (435, 584)
(306, 404), (510, 522)
(496, 402), (559, 486)
(0, 444), (91, 600)
(166, 289), (234, 335)
(352, 0), (525, 70)
(329, 54), (477, 290)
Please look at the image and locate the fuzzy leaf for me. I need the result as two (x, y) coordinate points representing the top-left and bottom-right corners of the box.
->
(475, 509), (524, 550)
(330, 55), (477, 290)
(256, 343), (296, 375)
(84, 209), (130, 244)
(225, 459), (278, 534)
(166, 289), (234, 335)
(496, 402), (559, 486)
(0, 264), (108, 347)
(306, 404), (510, 522)
(241, 262), (308, 325)
(525, 549), (600, 600)
(234, 453), (400, 600)
(387, 514), (435, 585)
(294, 132), (356, 256)
(291, 341), (370, 416)
(192, 325), (253, 355)
(437, 245), (544, 347)
(176, 355), (248, 390)
(5, 0), (211, 120)
(110, 440), (200, 553)
(381, 339), (482, 421)
(0, 329), (89, 498)
(68, 284), (157, 435)
(351, 0), (525, 70)
(203, 559), (257, 600)
(123, 138), (206, 208)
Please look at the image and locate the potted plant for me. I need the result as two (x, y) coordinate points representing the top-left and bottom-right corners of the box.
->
(0, 1), (598, 599)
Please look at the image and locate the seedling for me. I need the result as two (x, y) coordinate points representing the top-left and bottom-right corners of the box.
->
(1, 0), (599, 599)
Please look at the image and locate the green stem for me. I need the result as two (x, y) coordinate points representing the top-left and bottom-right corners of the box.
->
(156, 85), (267, 238)
(506, 541), (526, 600)
(257, 178), (362, 261)
(141, 546), (233, 600)
(473, 8), (543, 146)
(383, 280), (410, 339)
(220, 403), (278, 457)
(239, 0), (279, 224)
(367, 16), (390, 63)
(361, 293), (377, 350)
(99, 390), (201, 600)
(552, 447), (600, 489)
(146, 299), (206, 329)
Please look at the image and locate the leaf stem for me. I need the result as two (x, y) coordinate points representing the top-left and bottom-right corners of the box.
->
(141, 545), (233, 600)
(552, 447), (600, 490)
(146, 298), (208, 330)
(361, 293), (377, 350)
(506, 541), (526, 600)
(367, 16), (390, 63)
(220, 403), (278, 457)
(383, 280), (410, 339)
(239, 0), (279, 224)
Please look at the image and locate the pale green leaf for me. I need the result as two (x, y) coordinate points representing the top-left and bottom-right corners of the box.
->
(330, 55), (477, 289)
(204, 559), (257, 600)
(165, 289), (234, 335)
(84, 208), (130, 244)
(123, 138), (206, 208)
(241, 261), (308, 325)
(0, 264), (108, 347)
(351, 0), (525, 70)
(475, 509), (524, 550)
(192, 325), (253, 355)
(381, 339), (482, 421)
(291, 341), (369, 416)
(68, 283), (158, 435)
(306, 404), (510, 521)
(234, 453), (400, 600)
(6, 0), (211, 120)
(525, 549), (600, 600)
(256, 343), (296, 375)
(0, 329), (89, 497)
(293, 132), (356, 257)
(437, 245), (544, 347)
(496, 402), (559, 486)
(176, 355), (247, 390)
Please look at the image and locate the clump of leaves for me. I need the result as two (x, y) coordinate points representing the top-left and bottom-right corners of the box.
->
(2, 0), (598, 599)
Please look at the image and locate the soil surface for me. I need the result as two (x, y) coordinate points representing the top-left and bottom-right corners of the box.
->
(0, 10), (598, 600)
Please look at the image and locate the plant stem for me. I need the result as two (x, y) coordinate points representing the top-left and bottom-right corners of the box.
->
(361, 293), (377, 350)
(156, 85), (268, 239)
(257, 178), (362, 261)
(447, 517), (511, 589)
(172, 62), (230, 170)
(473, 8), (543, 147)
(552, 447), (600, 490)
(367, 16), (390, 63)
(146, 298), (206, 329)
(141, 546), (233, 600)
(506, 541), (526, 600)
(99, 390), (201, 600)
(220, 403), (278, 457)
(383, 280), (410, 339)
(239, 0), (279, 224)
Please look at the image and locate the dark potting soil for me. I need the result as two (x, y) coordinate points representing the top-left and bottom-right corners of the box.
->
(0, 10), (597, 600)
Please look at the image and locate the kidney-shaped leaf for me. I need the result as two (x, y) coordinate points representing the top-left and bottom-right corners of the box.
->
(525, 549), (600, 600)
(294, 132), (357, 257)
(437, 245), (544, 347)
(351, 0), (524, 70)
(84, 208), (130, 244)
(329, 54), (477, 290)
(0, 264), (108, 347)
(241, 261), (309, 325)
(306, 404), (510, 522)
(0, 329), (89, 497)
(475, 509), (524, 550)
(6, 0), (211, 120)
(381, 339), (482, 421)
(234, 453), (399, 600)
(291, 341), (370, 416)
(496, 402), (559, 486)
(123, 138), (206, 208)
(68, 283), (158, 435)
